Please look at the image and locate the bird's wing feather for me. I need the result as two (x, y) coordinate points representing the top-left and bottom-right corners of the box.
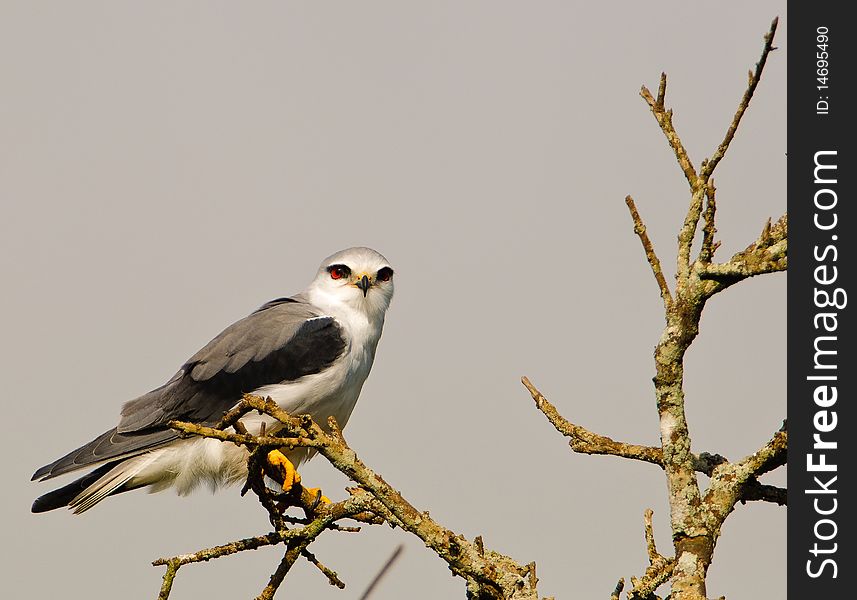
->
(31, 428), (178, 481)
(32, 297), (347, 481)
(117, 298), (346, 433)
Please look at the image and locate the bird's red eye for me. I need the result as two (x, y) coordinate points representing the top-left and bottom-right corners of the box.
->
(376, 267), (393, 282)
(327, 264), (351, 280)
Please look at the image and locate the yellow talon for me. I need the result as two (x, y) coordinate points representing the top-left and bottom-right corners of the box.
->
(266, 450), (330, 505)
(304, 487), (331, 505)
(267, 449), (301, 492)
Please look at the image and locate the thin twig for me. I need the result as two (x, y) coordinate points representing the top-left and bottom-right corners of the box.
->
(154, 531), (287, 600)
(640, 77), (698, 187)
(302, 549), (346, 589)
(629, 556), (675, 600)
(611, 578), (625, 600)
(170, 420), (321, 451)
(700, 17), (779, 181)
(156, 559), (181, 600)
(644, 509), (659, 564)
(676, 185), (708, 284)
(626, 196), (673, 310)
(656, 72), (667, 108)
(626, 509), (675, 599)
(699, 181), (719, 264)
(257, 544), (303, 600)
(358, 545), (405, 600)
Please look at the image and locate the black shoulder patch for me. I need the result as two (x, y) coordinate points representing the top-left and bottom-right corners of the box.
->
(172, 318), (347, 425)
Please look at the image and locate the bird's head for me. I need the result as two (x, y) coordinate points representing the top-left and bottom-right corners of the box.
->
(306, 247), (395, 319)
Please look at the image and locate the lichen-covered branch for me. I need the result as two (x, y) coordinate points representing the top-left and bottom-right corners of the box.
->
(611, 578), (625, 600)
(702, 423), (788, 537)
(640, 73), (698, 188)
(625, 195), (673, 311)
(698, 182), (719, 265)
(521, 377), (783, 506)
(698, 214), (788, 297)
(241, 395), (539, 599)
(624, 510), (675, 600)
(522, 376), (663, 466)
(162, 394), (541, 600)
(643, 509), (659, 564)
(302, 549), (346, 589)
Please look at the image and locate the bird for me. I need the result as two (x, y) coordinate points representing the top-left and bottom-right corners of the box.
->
(31, 247), (395, 514)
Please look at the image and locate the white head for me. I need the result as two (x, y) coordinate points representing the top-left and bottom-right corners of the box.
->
(305, 247), (395, 320)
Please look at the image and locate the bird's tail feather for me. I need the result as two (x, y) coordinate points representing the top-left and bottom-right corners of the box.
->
(68, 454), (159, 514)
(31, 463), (118, 513)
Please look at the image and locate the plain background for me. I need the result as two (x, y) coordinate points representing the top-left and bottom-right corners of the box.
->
(1, 2), (786, 598)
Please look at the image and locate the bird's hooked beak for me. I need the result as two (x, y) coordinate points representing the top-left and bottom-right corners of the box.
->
(355, 274), (371, 297)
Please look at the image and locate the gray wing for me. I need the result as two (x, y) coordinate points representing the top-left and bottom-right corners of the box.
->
(32, 297), (347, 481)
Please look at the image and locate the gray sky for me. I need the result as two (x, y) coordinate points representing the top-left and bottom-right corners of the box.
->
(1, 2), (786, 598)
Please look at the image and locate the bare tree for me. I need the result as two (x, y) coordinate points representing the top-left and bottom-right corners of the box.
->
(153, 19), (785, 600)
(524, 17), (786, 600)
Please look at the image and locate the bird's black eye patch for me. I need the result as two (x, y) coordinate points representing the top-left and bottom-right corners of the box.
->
(376, 267), (394, 282)
(327, 264), (351, 280)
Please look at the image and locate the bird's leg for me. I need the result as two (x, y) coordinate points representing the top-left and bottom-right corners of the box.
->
(266, 449), (301, 492)
(265, 450), (331, 506)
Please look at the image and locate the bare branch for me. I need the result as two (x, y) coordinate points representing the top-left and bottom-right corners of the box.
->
(154, 531), (287, 600)
(732, 422), (788, 477)
(700, 18), (779, 181)
(522, 377), (663, 466)
(358, 545), (405, 600)
(302, 549), (346, 589)
(611, 578), (625, 600)
(676, 185), (708, 284)
(626, 510), (675, 599)
(698, 181), (719, 265)
(170, 420), (322, 452)
(629, 556), (675, 600)
(739, 480), (787, 506)
(626, 196), (673, 310)
(156, 559), (180, 600)
(703, 423), (788, 536)
(644, 509), (659, 564)
(257, 545), (302, 600)
(698, 213), (787, 295)
(522, 377), (784, 504)
(640, 76), (698, 188)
